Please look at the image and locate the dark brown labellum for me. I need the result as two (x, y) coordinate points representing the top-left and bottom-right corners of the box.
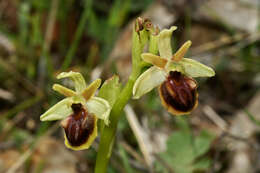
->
(159, 71), (198, 115)
(61, 103), (96, 146)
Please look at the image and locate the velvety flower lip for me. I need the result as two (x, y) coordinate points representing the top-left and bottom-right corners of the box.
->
(61, 103), (98, 150)
(132, 26), (215, 115)
(159, 71), (198, 115)
(40, 71), (111, 150)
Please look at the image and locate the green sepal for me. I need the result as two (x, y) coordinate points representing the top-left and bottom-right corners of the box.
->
(179, 58), (215, 77)
(57, 71), (87, 93)
(133, 66), (167, 99)
(98, 75), (122, 107)
(158, 26), (177, 59)
(40, 97), (73, 121)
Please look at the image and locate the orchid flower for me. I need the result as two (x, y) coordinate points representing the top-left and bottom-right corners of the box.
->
(133, 26), (215, 115)
(40, 71), (111, 150)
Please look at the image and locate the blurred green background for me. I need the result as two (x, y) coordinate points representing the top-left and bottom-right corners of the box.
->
(0, 0), (259, 172)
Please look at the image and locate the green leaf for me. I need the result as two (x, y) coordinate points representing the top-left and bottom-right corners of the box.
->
(193, 158), (212, 171)
(179, 58), (215, 78)
(194, 130), (215, 158)
(98, 75), (122, 107)
(155, 127), (215, 173)
(166, 131), (194, 164)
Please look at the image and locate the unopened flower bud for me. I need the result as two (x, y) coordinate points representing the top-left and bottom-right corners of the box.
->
(135, 17), (144, 32)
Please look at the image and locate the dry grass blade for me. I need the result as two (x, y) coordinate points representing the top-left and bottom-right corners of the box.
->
(124, 105), (154, 168)
(119, 141), (146, 166)
(0, 33), (15, 53)
(203, 105), (228, 131)
(0, 88), (14, 101)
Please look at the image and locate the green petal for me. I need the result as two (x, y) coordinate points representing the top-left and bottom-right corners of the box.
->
(81, 79), (101, 101)
(86, 97), (111, 125)
(57, 71), (87, 93)
(52, 84), (76, 97)
(141, 53), (168, 69)
(172, 40), (192, 61)
(40, 97), (73, 121)
(133, 66), (167, 99)
(179, 58), (215, 77)
(158, 26), (177, 59)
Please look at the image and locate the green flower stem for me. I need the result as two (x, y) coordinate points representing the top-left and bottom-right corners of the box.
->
(94, 73), (138, 173)
(94, 26), (148, 173)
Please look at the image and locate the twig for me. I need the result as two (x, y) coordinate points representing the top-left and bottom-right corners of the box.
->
(0, 32), (15, 54)
(203, 105), (257, 145)
(203, 105), (260, 173)
(124, 105), (154, 168)
(110, 158), (127, 173)
(191, 33), (247, 55)
(153, 154), (175, 173)
(6, 149), (33, 173)
(119, 141), (147, 166)
(223, 133), (258, 151)
(203, 105), (228, 131)
(191, 31), (260, 56)
(226, 31), (260, 55)
(0, 88), (14, 101)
